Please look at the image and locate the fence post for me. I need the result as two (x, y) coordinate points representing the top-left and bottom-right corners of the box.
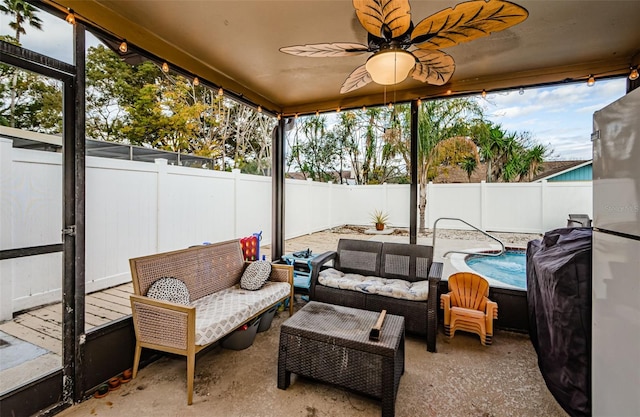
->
(155, 158), (169, 252)
(306, 178), (313, 233)
(480, 180), (487, 230)
(232, 168), (241, 238)
(0, 138), (14, 320)
(426, 181), (433, 229)
(327, 181), (333, 230)
(540, 180), (547, 233)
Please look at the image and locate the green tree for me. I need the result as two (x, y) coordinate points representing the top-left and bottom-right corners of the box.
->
(85, 44), (274, 172)
(401, 98), (484, 232)
(460, 155), (478, 182)
(288, 115), (340, 181)
(349, 105), (408, 184)
(332, 111), (358, 184)
(0, 36), (62, 133)
(473, 121), (549, 182)
(520, 143), (546, 182)
(0, 0), (42, 127)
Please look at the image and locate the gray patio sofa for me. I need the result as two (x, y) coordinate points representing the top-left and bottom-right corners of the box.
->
(309, 239), (443, 352)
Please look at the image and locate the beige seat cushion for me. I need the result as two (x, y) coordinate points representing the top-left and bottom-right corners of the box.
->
(191, 281), (290, 345)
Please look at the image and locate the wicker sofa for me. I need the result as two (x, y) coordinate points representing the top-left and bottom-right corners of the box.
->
(129, 239), (293, 404)
(309, 239), (442, 352)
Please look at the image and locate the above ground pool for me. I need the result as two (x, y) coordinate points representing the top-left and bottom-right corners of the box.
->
(464, 250), (527, 290)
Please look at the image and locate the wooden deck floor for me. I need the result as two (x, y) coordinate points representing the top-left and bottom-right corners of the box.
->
(0, 283), (133, 357)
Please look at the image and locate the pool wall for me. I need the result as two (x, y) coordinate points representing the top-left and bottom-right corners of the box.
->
(445, 247), (529, 333)
(437, 282), (529, 333)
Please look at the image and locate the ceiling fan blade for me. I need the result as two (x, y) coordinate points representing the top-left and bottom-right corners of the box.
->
(340, 65), (373, 94)
(353, 0), (412, 40)
(411, 0), (528, 50)
(411, 49), (455, 85)
(280, 43), (369, 57)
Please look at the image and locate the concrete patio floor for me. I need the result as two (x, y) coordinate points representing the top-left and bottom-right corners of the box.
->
(56, 227), (568, 417)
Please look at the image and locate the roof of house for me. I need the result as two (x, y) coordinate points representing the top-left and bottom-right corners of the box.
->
(530, 160), (592, 182)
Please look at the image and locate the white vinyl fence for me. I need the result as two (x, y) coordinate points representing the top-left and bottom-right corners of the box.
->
(0, 137), (592, 319)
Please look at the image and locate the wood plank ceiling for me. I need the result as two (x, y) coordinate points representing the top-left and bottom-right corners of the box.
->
(46, 1), (640, 115)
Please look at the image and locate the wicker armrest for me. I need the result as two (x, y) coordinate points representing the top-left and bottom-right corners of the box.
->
(130, 294), (195, 351)
(268, 263), (294, 284)
(309, 251), (337, 298)
(426, 261), (443, 353)
(269, 263), (295, 316)
(428, 261), (443, 281)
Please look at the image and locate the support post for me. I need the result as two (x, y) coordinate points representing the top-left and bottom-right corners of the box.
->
(271, 119), (285, 260)
(410, 100), (418, 244)
(0, 138), (13, 321)
(62, 22), (86, 404)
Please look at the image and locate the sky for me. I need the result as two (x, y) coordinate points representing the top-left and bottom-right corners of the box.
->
(478, 78), (626, 161)
(2, 6), (628, 162)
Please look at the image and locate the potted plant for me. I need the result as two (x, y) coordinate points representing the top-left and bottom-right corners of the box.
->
(370, 209), (389, 231)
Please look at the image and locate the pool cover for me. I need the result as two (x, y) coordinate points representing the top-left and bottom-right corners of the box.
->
(526, 227), (592, 417)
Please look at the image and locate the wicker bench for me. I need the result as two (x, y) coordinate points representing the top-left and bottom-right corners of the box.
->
(309, 239), (442, 352)
(129, 239), (293, 404)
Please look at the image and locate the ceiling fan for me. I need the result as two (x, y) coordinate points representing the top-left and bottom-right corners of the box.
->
(280, 0), (528, 94)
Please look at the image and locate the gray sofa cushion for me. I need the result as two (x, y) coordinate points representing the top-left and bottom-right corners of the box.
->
(318, 268), (429, 301)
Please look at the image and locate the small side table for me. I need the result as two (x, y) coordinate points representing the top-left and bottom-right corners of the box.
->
(278, 302), (405, 417)
(281, 251), (318, 296)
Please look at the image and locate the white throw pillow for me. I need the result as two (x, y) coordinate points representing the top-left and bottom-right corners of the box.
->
(240, 261), (272, 290)
(146, 277), (190, 305)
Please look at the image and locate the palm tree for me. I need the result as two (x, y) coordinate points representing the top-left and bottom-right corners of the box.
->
(460, 155), (478, 182)
(333, 111), (358, 184)
(0, 0), (43, 127)
(521, 144), (547, 182)
(406, 98), (483, 233)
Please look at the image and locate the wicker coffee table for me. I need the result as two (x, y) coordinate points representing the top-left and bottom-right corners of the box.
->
(277, 301), (405, 417)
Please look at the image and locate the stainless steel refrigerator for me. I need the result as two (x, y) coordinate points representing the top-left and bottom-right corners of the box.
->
(592, 86), (640, 416)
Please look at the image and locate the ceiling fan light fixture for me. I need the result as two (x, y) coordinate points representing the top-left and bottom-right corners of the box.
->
(365, 49), (415, 85)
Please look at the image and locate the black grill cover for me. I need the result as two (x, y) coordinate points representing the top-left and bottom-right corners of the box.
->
(526, 227), (592, 417)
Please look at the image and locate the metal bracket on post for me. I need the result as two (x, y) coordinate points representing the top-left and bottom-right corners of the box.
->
(62, 225), (76, 237)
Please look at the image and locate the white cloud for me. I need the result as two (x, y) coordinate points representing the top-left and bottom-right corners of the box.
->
(480, 78), (626, 159)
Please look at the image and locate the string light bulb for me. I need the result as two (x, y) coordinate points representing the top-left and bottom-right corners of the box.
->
(481, 89), (487, 98)
(388, 102), (393, 109)
(217, 87), (224, 96)
(587, 75), (595, 87)
(417, 99), (422, 106)
(257, 105), (262, 113)
(362, 106), (366, 111)
(119, 40), (128, 54)
(445, 90), (452, 95)
(315, 110), (319, 116)
(65, 11), (75, 25)
(295, 113), (299, 119)
(277, 114), (281, 121)
(629, 67), (639, 81)
(336, 107), (341, 113)
(161, 62), (169, 73)
(519, 87), (525, 95)
(193, 77), (199, 86)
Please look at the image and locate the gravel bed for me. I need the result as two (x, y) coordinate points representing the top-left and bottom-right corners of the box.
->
(329, 225), (541, 246)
